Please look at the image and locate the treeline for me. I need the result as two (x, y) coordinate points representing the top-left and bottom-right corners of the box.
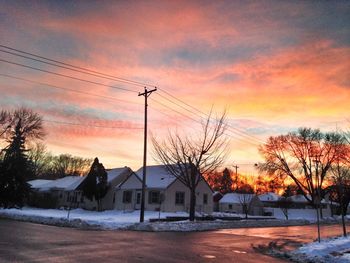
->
(28, 143), (92, 179)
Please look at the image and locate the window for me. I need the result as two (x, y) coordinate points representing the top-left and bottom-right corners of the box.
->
(123, 191), (132, 203)
(175, 192), (185, 205)
(113, 193), (116, 204)
(228, 204), (233, 209)
(148, 191), (160, 204)
(203, 194), (208, 205)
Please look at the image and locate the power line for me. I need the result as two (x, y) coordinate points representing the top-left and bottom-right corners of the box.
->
(149, 98), (261, 147)
(0, 73), (142, 106)
(0, 58), (138, 93)
(0, 44), (264, 144)
(0, 44), (152, 88)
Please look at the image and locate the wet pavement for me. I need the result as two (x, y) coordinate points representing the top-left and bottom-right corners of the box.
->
(0, 218), (348, 262)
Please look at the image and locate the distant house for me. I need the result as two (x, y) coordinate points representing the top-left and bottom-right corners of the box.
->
(264, 194), (333, 219)
(258, 192), (281, 216)
(28, 166), (133, 210)
(28, 176), (85, 208)
(213, 191), (223, 212)
(219, 193), (264, 216)
(115, 165), (213, 214)
(258, 192), (281, 207)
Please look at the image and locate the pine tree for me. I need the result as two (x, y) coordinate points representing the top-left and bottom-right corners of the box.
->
(0, 121), (32, 207)
(220, 168), (233, 194)
(82, 158), (108, 211)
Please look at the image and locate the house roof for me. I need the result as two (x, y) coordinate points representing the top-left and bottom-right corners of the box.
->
(258, 192), (281, 202)
(29, 176), (85, 192)
(219, 193), (255, 204)
(28, 179), (53, 189)
(135, 165), (177, 189)
(288, 194), (328, 204)
(106, 167), (130, 183)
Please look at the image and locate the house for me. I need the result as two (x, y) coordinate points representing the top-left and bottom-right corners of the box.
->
(80, 167), (133, 210)
(258, 192), (281, 207)
(258, 192), (281, 216)
(219, 193), (264, 216)
(28, 176), (86, 208)
(115, 165), (213, 214)
(266, 194), (333, 219)
(27, 166), (133, 210)
(213, 191), (223, 212)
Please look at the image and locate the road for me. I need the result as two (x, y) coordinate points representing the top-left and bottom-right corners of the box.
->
(0, 219), (348, 263)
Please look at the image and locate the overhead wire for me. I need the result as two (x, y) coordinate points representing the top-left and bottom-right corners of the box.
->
(0, 44), (264, 144)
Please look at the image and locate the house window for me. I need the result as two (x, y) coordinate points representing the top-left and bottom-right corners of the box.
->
(228, 204), (233, 209)
(203, 194), (208, 205)
(113, 193), (116, 204)
(123, 191), (132, 203)
(148, 191), (160, 204)
(175, 192), (185, 205)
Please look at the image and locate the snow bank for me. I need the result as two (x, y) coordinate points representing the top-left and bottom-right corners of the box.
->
(0, 207), (187, 230)
(291, 236), (350, 263)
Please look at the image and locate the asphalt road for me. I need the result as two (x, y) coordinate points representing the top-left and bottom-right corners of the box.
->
(0, 219), (348, 263)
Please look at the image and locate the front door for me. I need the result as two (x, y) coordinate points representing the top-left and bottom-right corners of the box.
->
(135, 191), (141, 210)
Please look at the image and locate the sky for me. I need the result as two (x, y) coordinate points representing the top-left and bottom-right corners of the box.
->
(0, 0), (349, 173)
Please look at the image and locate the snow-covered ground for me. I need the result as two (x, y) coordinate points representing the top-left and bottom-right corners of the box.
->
(0, 207), (188, 229)
(292, 236), (350, 263)
(0, 207), (312, 231)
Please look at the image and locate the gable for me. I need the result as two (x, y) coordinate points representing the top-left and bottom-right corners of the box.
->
(118, 173), (142, 189)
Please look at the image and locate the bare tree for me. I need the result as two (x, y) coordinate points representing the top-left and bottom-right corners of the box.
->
(236, 184), (254, 219)
(152, 111), (229, 221)
(330, 161), (350, 237)
(277, 196), (292, 220)
(258, 128), (347, 208)
(27, 142), (53, 178)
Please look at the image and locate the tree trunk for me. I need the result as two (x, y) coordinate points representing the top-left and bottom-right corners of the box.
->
(341, 202), (347, 237)
(189, 188), (196, 221)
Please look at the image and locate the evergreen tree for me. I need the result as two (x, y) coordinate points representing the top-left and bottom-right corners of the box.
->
(82, 158), (108, 211)
(220, 168), (233, 194)
(0, 121), (32, 207)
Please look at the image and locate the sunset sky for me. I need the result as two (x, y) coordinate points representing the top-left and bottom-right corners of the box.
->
(0, 1), (349, 173)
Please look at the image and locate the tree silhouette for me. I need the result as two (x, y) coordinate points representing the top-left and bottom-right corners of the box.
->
(0, 108), (44, 207)
(152, 111), (228, 221)
(82, 158), (108, 211)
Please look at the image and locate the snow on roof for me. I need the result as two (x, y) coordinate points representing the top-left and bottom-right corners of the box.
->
(107, 167), (129, 183)
(288, 194), (328, 204)
(219, 193), (255, 204)
(36, 176), (86, 191)
(135, 165), (177, 189)
(28, 179), (53, 189)
(258, 192), (281, 202)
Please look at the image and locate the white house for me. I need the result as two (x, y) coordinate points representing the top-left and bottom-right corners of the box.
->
(219, 193), (263, 215)
(28, 166), (133, 210)
(81, 167), (133, 210)
(115, 165), (213, 214)
(28, 176), (85, 208)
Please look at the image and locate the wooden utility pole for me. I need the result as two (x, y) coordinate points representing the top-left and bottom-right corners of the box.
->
(138, 87), (157, 223)
(233, 164), (239, 190)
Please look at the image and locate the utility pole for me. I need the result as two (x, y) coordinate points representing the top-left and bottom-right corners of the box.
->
(232, 165), (239, 190)
(138, 87), (157, 223)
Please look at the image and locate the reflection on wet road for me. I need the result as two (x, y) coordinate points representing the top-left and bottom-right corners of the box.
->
(0, 219), (348, 263)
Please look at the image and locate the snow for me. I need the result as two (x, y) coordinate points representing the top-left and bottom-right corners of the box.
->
(45, 176), (86, 191)
(292, 236), (350, 263)
(27, 179), (52, 189)
(219, 193), (255, 204)
(107, 167), (129, 183)
(258, 192), (280, 202)
(0, 207), (310, 231)
(289, 194), (329, 204)
(135, 165), (177, 188)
